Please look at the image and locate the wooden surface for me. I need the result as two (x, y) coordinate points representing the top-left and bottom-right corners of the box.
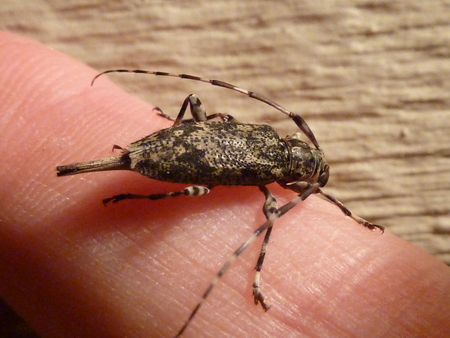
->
(2, 1), (449, 262)
(1, 1), (449, 336)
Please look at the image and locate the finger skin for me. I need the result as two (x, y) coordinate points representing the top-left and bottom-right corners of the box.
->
(0, 31), (449, 338)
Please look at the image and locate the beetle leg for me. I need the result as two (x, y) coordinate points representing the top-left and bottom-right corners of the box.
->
(169, 94), (203, 126)
(252, 185), (278, 311)
(317, 190), (384, 232)
(152, 106), (174, 121)
(173, 184), (323, 337)
(152, 94), (208, 127)
(173, 201), (281, 338)
(283, 182), (384, 232)
(161, 93), (219, 124)
(217, 113), (239, 123)
(155, 97), (239, 125)
(102, 185), (211, 205)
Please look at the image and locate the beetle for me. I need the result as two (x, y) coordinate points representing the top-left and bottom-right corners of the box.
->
(56, 69), (384, 337)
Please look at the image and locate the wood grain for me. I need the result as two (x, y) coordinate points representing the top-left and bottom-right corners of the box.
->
(2, 0), (449, 264)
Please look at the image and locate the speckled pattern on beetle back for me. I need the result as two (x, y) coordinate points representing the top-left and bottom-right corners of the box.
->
(129, 121), (290, 186)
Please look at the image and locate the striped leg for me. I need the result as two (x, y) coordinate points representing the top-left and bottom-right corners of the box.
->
(102, 186), (210, 205)
(317, 190), (384, 232)
(252, 186), (278, 311)
(169, 94), (208, 126)
(154, 94), (238, 126)
(173, 204), (281, 338)
(173, 184), (322, 338)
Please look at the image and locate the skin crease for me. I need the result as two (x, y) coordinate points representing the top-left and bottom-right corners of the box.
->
(0, 32), (449, 338)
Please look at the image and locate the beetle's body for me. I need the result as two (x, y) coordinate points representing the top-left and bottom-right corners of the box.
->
(58, 121), (326, 187)
(56, 69), (383, 338)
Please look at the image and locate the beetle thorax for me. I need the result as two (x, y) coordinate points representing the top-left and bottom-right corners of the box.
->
(281, 133), (329, 187)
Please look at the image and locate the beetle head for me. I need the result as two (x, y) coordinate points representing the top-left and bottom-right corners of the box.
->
(283, 133), (329, 187)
